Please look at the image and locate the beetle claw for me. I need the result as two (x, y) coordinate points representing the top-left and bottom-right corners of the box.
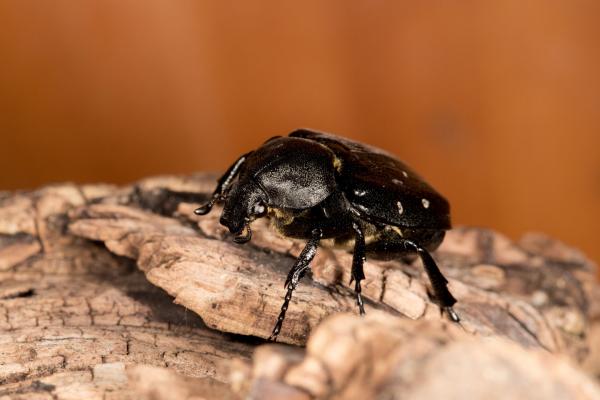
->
(443, 306), (460, 323)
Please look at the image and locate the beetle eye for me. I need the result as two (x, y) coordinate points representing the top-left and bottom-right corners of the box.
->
(253, 201), (267, 218)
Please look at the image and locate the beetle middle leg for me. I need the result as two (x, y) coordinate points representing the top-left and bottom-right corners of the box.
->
(269, 228), (322, 342)
(403, 240), (460, 322)
(194, 151), (251, 215)
(350, 221), (366, 315)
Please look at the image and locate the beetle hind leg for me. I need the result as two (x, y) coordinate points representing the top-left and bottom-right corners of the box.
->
(269, 228), (322, 342)
(350, 221), (367, 315)
(404, 240), (459, 323)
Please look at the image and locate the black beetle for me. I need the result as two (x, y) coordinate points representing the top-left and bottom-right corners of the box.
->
(195, 129), (458, 341)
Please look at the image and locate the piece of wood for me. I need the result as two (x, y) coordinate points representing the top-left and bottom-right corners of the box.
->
(0, 182), (252, 399)
(0, 174), (599, 399)
(239, 313), (600, 400)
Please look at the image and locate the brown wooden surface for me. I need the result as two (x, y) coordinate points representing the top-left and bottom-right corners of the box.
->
(0, 181), (254, 399)
(1, 1), (600, 265)
(242, 314), (600, 400)
(1, 174), (599, 399)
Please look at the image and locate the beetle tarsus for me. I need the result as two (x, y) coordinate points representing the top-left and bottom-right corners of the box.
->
(269, 281), (297, 342)
(269, 229), (321, 341)
(284, 268), (295, 289)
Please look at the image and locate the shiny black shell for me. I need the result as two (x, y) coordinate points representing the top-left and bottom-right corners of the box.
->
(288, 129), (451, 230)
(240, 136), (338, 210)
(224, 128), (451, 248)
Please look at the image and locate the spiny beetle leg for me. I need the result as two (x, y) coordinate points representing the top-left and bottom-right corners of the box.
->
(404, 240), (459, 322)
(194, 152), (250, 215)
(351, 221), (367, 315)
(269, 229), (322, 342)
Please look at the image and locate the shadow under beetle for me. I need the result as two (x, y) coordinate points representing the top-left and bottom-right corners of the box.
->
(195, 129), (459, 341)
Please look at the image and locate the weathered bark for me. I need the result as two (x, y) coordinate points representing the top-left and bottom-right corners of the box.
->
(0, 181), (253, 400)
(0, 174), (599, 399)
(238, 313), (600, 400)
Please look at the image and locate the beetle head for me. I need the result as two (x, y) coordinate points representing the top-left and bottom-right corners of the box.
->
(220, 180), (268, 244)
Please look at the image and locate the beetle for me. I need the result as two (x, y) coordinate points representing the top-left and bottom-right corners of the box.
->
(194, 129), (458, 341)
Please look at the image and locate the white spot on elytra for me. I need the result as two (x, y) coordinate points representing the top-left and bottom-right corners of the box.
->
(402, 171), (409, 178)
(392, 178), (404, 185)
(356, 204), (369, 212)
(422, 198), (430, 209)
(354, 189), (367, 197)
(396, 201), (404, 214)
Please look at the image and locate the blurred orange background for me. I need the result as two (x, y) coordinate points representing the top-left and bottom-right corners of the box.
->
(1, 2), (599, 263)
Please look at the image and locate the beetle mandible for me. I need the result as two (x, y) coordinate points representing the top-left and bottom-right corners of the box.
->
(195, 129), (459, 341)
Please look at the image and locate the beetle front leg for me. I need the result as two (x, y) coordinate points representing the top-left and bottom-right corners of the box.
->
(350, 221), (366, 315)
(194, 152), (251, 215)
(404, 240), (460, 322)
(269, 228), (322, 342)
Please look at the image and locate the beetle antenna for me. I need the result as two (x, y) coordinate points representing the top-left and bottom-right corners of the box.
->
(233, 223), (252, 244)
